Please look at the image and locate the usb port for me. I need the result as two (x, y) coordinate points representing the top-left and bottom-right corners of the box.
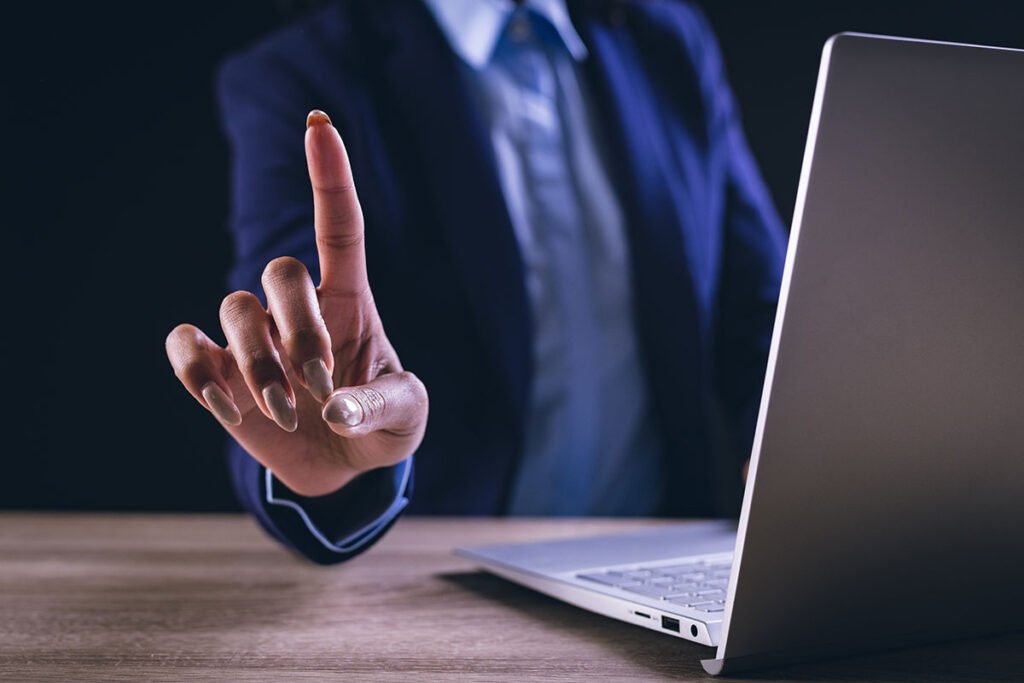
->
(634, 611), (651, 619)
(661, 616), (680, 633)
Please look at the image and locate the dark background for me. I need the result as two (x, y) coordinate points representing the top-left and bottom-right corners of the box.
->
(5, 1), (1022, 511)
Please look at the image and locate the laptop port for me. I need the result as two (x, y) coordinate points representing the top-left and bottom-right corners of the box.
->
(661, 616), (680, 633)
(634, 611), (651, 619)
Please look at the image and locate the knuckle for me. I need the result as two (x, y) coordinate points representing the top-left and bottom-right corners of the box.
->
(261, 256), (309, 290)
(219, 291), (261, 324)
(356, 386), (387, 424)
(399, 371), (429, 412)
(282, 325), (327, 358)
(313, 181), (356, 198)
(179, 358), (211, 387)
(316, 228), (363, 252)
(237, 351), (277, 377)
(166, 323), (199, 351)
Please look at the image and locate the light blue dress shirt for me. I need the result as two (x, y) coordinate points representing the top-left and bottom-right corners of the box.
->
(426, 0), (663, 515)
(271, 0), (664, 548)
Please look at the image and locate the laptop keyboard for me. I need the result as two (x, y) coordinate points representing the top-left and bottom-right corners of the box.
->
(577, 559), (732, 613)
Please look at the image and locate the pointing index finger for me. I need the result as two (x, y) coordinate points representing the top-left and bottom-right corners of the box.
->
(305, 110), (368, 296)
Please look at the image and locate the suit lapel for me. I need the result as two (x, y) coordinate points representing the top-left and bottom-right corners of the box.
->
(362, 0), (532, 431)
(573, 6), (713, 511)
(358, 0), (711, 509)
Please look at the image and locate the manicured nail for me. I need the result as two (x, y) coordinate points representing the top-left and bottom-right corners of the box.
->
(201, 382), (242, 426)
(306, 109), (332, 128)
(262, 382), (298, 432)
(323, 393), (364, 427)
(303, 358), (334, 403)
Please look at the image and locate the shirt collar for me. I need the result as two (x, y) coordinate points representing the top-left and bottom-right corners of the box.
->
(422, 0), (588, 70)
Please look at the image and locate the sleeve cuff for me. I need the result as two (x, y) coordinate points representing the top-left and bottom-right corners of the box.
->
(264, 458), (412, 554)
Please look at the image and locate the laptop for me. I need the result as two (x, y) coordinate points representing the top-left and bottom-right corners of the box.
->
(456, 33), (1024, 674)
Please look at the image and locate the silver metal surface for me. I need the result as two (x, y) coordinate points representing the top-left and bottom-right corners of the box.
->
(707, 32), (1024, 674)
(457, 32), (1024, 675)
(457, 521), (737, 645)
(456, 521), (736, 575)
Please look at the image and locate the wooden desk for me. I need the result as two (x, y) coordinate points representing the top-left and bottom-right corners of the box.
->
(0, 514), (1020, 681)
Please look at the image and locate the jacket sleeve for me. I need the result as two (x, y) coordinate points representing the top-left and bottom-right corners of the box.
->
(229, 439), (412, 565)
(689, 7), (788, 456)
(215, 47), (412, 565)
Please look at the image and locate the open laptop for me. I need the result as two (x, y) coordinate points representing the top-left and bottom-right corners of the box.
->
(456, 33), (1024, 674)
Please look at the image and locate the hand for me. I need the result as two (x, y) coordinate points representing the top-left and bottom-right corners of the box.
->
(166, 110), (428, 497)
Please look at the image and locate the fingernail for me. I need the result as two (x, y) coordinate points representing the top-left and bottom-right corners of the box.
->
(306, 109), (332, 128)
(323, 393), (364, 427)
(201, 382), (242, 426)
(262, 383), (298, 432)
(303, 358), (334, 403)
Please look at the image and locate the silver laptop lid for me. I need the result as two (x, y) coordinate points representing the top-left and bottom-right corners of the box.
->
(707, 33), (1024, 674)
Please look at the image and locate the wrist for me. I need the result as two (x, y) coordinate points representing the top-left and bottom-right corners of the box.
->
(274, 463), (361, 498)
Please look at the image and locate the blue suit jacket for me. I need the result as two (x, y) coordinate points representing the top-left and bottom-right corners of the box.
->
(217, 0), (787, 564)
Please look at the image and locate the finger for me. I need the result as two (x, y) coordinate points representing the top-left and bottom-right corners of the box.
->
(219, 291), (297, 432)
(322, 371), (428, 439)
(305, 109), (368, 296)
(261, 256), (334, 402)
(166, 324), (242, 426)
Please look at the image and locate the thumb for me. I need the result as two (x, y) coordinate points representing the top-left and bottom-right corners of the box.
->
(322, 371), (428, 438)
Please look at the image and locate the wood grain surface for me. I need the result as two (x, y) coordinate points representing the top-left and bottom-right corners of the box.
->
(0, 514), (1020, 682)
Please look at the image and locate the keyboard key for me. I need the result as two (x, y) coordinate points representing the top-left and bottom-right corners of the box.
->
(581, 558), (733, 601)
(656, 564), (701, 575)
(577, 573), (639, 588)
(666, 598), (715, 608)
(622, 584), (673, 598)
(646, 576), (675, 585)
(623, 570), (655, 580)
(694, 604), (726, 613)
(646, 570), (677, 579)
